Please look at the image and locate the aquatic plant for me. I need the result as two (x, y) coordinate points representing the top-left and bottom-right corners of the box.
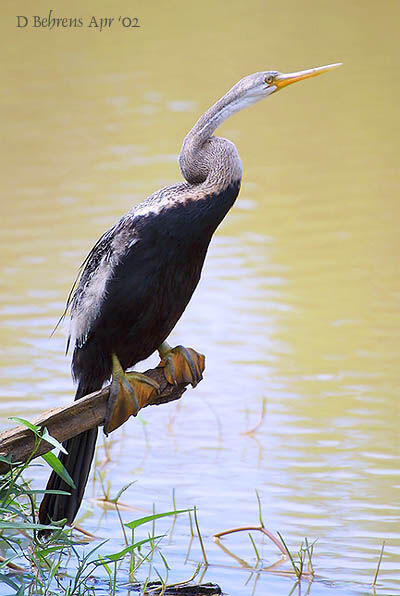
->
(0, 420), (194, 595)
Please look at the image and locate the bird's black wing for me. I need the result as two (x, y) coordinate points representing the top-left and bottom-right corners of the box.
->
(65, 214), (141, 352)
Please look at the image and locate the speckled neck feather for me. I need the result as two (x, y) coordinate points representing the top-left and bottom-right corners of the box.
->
(179, 85), (243, 191)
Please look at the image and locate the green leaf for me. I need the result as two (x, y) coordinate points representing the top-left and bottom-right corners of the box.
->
(9, 418), (67, 455)
(41, 428), (67, 454)
(49, 559), (61, 579)
(277, 531), (299, 576)
(0, 455), (13, 465)
(98, 555), (112, 576)
(9, 417), (40, 433)
(41, 452), (75, 489)
(0, 571), (20, 590)
(159, 551), (170, 571)
(25, 489), (70, 496)
(82, 539), (109, 563)
(39, 544), (69, 557)
(0, 506), (22, 516)
(112, 480), (137, 504)
(0, 553), (23, 570)
(125, 509), (191, 530)
(0, 521), (61, 530)
(105, 535), (164, 562)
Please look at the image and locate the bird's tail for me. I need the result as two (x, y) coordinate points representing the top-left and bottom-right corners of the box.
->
(39, 380), (100, 528)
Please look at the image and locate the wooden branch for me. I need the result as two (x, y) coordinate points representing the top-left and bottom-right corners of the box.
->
(213, 525), (288, 557)
(0, 366), (192, 474)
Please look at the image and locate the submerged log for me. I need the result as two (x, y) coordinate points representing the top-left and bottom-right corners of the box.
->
(130, 582), (221, 595)
(0, 365), (195, 474)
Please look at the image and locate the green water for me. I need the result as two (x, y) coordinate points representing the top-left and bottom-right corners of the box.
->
(1, 0), (399, 593)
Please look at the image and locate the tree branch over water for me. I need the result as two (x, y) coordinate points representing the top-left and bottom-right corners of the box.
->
(0, 366), (193, 474)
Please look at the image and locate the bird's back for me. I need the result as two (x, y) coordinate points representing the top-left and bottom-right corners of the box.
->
(70, 179), (241, 380)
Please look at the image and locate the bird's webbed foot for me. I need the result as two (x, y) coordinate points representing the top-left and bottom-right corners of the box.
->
(104, 354), (159, 435)
(158, 341), (205, 388)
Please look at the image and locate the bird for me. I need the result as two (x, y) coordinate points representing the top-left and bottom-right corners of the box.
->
(39, 62), (341, 528)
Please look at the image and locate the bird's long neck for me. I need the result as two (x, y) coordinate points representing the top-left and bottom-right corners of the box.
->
(179, 87), (243, 190)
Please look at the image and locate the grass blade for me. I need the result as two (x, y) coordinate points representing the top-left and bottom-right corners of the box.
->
(125, 509), (190, 531)
(41, 452), (75, 489)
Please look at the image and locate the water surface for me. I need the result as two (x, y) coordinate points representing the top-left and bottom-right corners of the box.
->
(1, 0), (399, 593)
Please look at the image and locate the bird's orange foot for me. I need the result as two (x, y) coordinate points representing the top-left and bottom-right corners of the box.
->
(158, 342), (205, 388)
(104, 355), (159, 435)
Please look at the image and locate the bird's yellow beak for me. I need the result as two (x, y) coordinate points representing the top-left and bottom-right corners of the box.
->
(274, 62), (342, 90)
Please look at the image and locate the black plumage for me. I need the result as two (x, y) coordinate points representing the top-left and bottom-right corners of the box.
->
(73, 181), (240, 383)
(39, 181), (240, 526)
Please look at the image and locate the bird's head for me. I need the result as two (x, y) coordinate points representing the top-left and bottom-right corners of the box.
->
(230, 62), (342, 108)
(180, 62), (342, 183)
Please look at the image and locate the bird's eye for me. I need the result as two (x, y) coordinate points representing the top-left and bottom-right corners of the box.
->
(265, 75), (275, 85)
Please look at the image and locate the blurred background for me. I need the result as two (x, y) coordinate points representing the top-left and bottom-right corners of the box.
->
(1, 0), (399, 594)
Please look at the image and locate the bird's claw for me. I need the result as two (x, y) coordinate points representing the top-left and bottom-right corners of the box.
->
(104, 371), (160, 435)
(159, 345), (205, 388)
